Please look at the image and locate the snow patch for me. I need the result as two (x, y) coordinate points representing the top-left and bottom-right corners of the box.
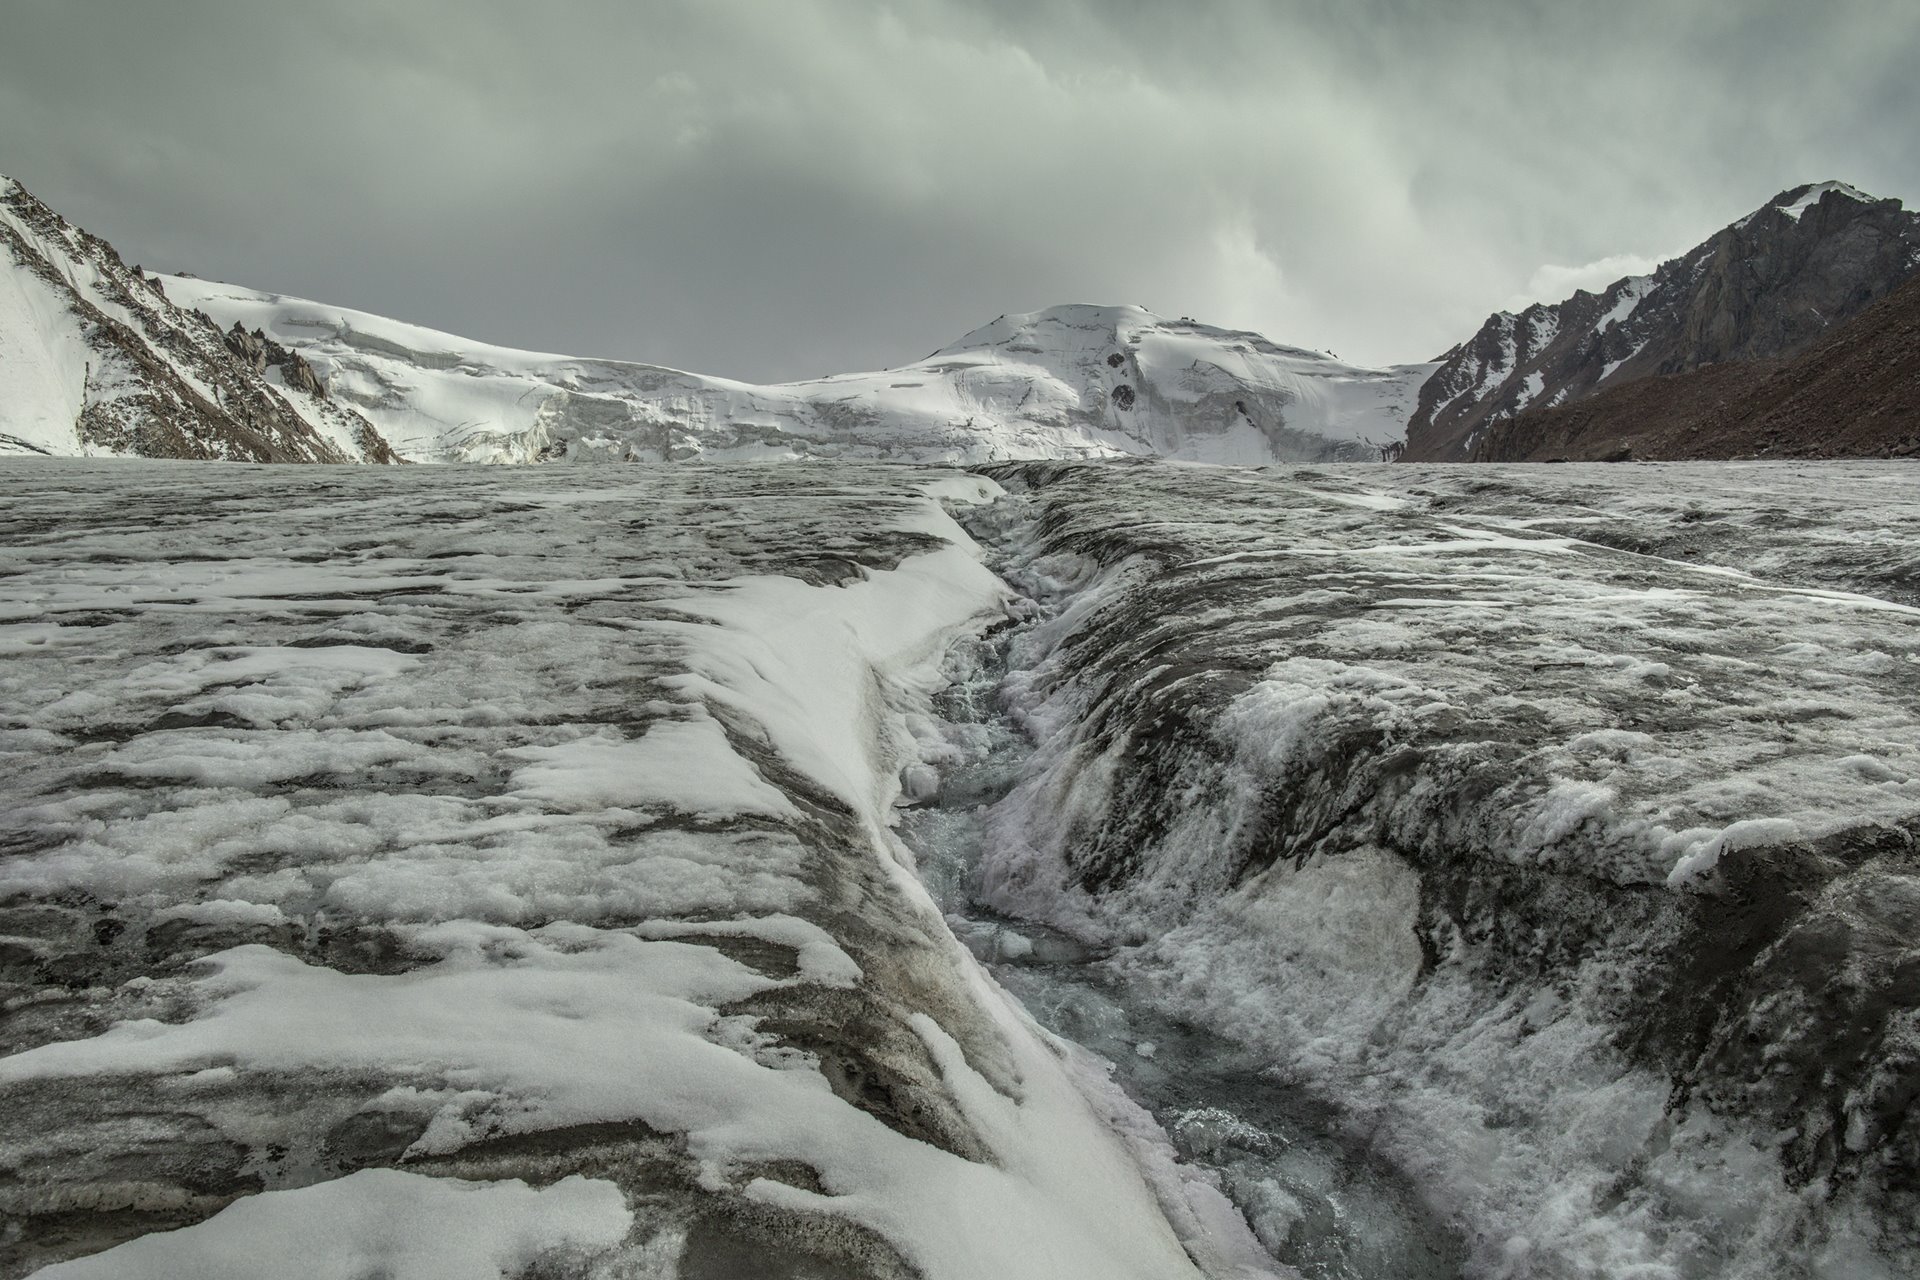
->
(26, 1170), (634, 1280)
(1776, 181), (1875, 222)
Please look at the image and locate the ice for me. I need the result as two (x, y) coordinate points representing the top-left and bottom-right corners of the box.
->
(506, 717), (801, 818)
(1664, 816), (1803, 885)
(960, 458), (1920, 1279)
(7, 454), (1918, 1278)
(0, 460), (1214, 1280)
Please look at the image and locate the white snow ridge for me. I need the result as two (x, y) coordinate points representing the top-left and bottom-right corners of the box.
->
(160, 278), (1431, 465)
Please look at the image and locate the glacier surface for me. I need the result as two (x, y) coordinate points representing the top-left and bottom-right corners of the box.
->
(3, 457), (1917, 1280)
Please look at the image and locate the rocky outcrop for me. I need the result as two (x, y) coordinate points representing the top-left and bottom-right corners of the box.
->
(0, 176), (401, 463)
(1402, 183), (1920, 461)
(1470, 274), (1920, 461)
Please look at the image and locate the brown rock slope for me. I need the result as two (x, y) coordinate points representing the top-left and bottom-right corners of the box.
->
(1472, 273), (1920, 461)
(1402, 183), (1920, 462)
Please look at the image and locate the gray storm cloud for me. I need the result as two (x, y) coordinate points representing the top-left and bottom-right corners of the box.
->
(2, 0), (1915, 379)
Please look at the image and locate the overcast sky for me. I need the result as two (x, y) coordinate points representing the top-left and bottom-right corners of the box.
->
(4, 0), (1916, 380)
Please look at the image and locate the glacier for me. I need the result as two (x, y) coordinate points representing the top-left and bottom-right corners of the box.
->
(4, 456), (1917, 1279)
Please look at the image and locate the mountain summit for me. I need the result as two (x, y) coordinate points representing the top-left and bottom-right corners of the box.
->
(1399, 182), (1920, 462)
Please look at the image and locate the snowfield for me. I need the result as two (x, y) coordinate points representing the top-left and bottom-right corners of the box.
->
(3, 458), (1917, 1279)
(4, 170), (1428, 470)
(159, 275), (1434, 466)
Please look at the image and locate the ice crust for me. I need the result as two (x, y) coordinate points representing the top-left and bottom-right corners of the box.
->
(6, 455), (1918, 1279)
(0, 461), (1214, 1280)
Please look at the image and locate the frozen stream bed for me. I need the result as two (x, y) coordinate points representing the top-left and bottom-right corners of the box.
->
(2, 458), (1918, 1280)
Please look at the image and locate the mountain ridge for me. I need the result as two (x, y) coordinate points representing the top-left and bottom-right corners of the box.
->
(157, 279), (1435, 465)
(1468, 271), (1920, 461)
(6, 172), (1917, 467)
(0, 176), (399, 463)
(0, 173), (1432, 467)
(1398, 181), (1920, 461)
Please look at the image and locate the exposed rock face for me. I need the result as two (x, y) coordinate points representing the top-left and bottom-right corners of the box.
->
(223, 320), (333, 399)
(1471, 274), (1920, 461)
(1402, 183), (1920, 462)
(0, 176), (401, 463)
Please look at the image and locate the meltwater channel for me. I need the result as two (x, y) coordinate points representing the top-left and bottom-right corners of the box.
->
(895, 614), (1466, 1280)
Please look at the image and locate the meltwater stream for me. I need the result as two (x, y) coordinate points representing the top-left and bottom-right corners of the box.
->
(897, 627), (1467, 1280)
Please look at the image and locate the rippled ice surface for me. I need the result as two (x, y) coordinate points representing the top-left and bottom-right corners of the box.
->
(6, 457), (1918, 1280)
(0, 460), (1221, 1280)
(929, 459), (1920, 1280)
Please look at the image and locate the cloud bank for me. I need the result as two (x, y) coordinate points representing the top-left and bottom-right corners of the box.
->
(3, 0), (1915, 378)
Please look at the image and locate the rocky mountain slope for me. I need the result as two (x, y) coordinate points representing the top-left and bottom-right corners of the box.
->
(2, 172), (1429, 468)
(1471, 273), (1920, 461)
(0, 177), (398, 463)
(161, 275), (1433, 466)
(1400, 182), (1920, 462)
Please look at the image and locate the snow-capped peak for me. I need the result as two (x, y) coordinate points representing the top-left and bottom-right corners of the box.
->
(158, 280), (1435, 466)
(1735, 181), (1882, 229)
(1775, 180), (1876, 221)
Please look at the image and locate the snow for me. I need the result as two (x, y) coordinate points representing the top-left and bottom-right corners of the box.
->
(0, 245), (93, 456)
(0, 179), (389, 463)
(1600, 337), (1648, 381)
(1525, 308), (1560, 351)
(1776, 181), (1875, 221)
(506, 717), (802, 818)
(965, 458), (1920, 1280)
(7, 454), (1919, 1278)
(1596, 274), (1652, 333)
(1514, 369), (1546, 410)
(160, 280), (1431, 466)
(27, 1169), (634, 1280)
